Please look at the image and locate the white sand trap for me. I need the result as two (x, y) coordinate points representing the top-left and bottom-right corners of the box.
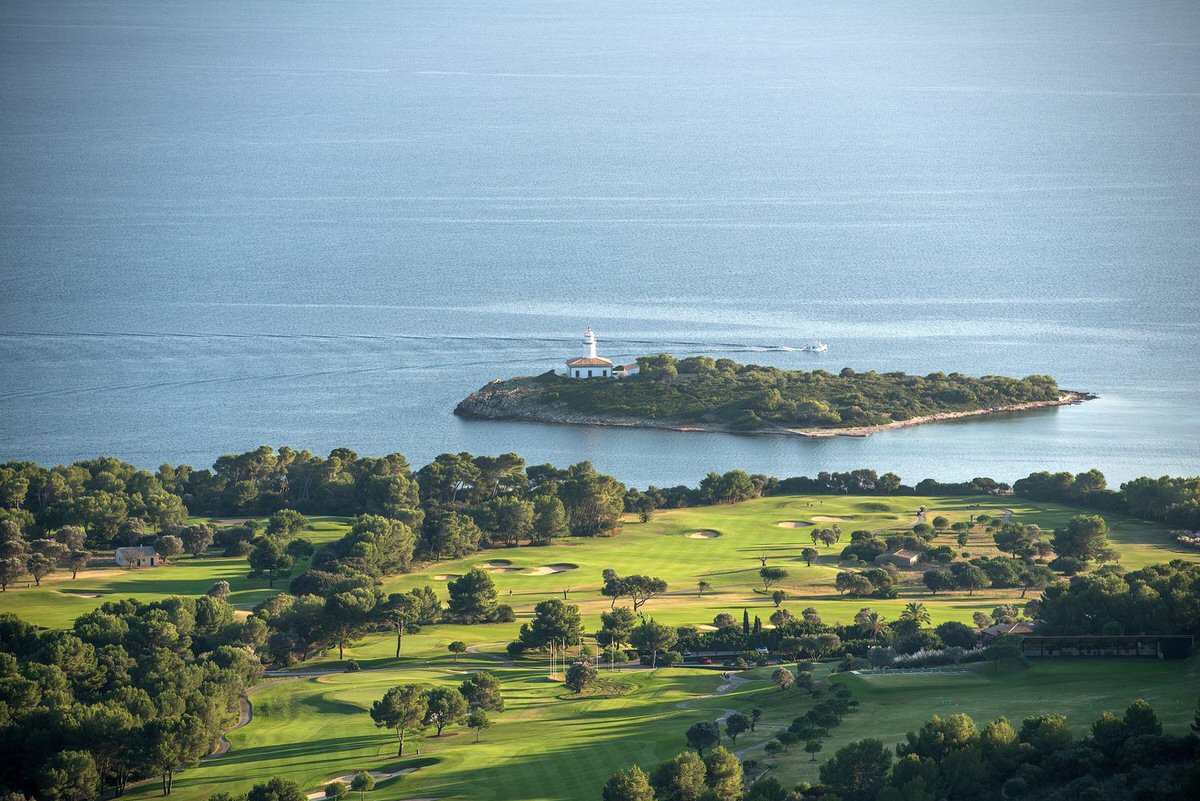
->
(432, 574), (461, 581)
(489, 567), (521, 573)
(775, 521), (813, 528)
(305, 768), (419, 800)
(525, 563), (579, 576)
(697, 624), (719, 631)
(62, 590), (101, 598)
(686, 530), (721, 539)
(812, 516), (851, 522)
(479, 560), (513, 569)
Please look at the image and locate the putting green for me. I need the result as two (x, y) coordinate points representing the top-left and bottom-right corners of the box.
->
(4, 496), (1197, 801)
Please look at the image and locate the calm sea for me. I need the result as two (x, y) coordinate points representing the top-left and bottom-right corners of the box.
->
(1, 0), (1198, 488)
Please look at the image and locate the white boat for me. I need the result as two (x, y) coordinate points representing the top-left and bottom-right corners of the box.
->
(802, 341), (828, 353)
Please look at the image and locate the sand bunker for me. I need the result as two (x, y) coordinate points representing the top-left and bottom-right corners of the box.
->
(305, 768), (420, 801)
(524, 563), (579, 576)
(432, 574), (461, 581)
(489, 567), (522, 574)
(479, 560), (513, 569)
(62, 590), (101, 598)
(697, 624), (719, 631)
(686, 530), (721, 539)
(775, 521), (813, 528)
(812, 516), (851, 522)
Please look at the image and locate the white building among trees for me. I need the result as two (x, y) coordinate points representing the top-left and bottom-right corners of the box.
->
(115, 546), (159, 568)
(566, 326), (614, 378)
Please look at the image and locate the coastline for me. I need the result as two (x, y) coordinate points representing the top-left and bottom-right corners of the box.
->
(454, 386), (1096, 439)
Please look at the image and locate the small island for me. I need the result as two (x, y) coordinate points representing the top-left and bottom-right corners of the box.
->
(456, 329), (1093, 437)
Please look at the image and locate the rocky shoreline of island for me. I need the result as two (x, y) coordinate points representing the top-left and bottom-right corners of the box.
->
(454, 379), (1096, 438)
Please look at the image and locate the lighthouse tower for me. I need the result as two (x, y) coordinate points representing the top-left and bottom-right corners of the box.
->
(565, 326), (614, 378)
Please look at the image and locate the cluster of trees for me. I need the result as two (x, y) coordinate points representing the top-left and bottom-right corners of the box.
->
(5, 450), (1197, 577)
(156, 447), (626, 545)
(0, 597), (262, 800)
(667, 602), (983, 667)
(534, 355), (1062, 431)
(601, 746), (749, 801)
(623, 470), (778, 519)
(0, 451), (626, 576)
(0, 458), (188, 548)
(369, 673), (503, 754)
(1, 520), (93, 591)
(839, 528), (936, 566)
(761, 681), (858, 770)
(1015, 470), (1200, 531)
(504, 597), (681, 671)
(922, 557), (1055, 598)
(1031, 560), (1200, 636)
(254, 574), (447, 665)
(803, 701), (1199, 801)
(203, 775), (318, 801)
(834, 566), (900, 599)
(916, 514), (1112, 599)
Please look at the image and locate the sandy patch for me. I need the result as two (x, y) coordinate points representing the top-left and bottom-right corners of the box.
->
(305, 768), (419, 800)
(525, 563), (579, 576)
(775, 521), (812, 528)
(61, 590), (102, 598)
(697, 624), (719, 631)
(478, 560), (513, 569)
(432, 574), (461, 581)
(686, 530), (721, 539)
(812, 516), (851, 522)
(489, 567), (522, 574)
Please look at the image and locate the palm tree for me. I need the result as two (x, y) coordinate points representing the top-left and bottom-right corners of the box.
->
(857, 610), (891, 640)
(900, 602), (931, 627)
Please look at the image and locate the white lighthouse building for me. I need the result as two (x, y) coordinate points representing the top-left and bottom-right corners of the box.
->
(566, 326), (614, 378)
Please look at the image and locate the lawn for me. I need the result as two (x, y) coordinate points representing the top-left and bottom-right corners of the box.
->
(130, 658), (726, 801)
(124, 654), (1199, 801)
(3, 495), (1197, 801)
(0, 516), (351, 629)
(2, 496), (1192, 636)
(711, 659), (1200, 788)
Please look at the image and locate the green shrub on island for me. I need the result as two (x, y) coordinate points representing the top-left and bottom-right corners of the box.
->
(479, 355), (1066, 431)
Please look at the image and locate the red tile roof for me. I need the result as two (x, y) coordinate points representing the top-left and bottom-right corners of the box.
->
(566, 357), (614, 367)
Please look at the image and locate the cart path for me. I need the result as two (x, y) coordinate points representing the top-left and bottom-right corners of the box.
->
(205, 674), (293, 760)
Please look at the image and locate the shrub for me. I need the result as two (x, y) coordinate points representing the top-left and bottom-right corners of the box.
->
(1050, 556), (1085, 575)
(659, 651), (684, 667)
(564, 660), (597, 693)
(833, 657), (871, 673)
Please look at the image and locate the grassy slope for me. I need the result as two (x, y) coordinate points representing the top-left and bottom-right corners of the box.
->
(131, 658), (1199, 801)
(702, 660), (1200, 788)
(142, 656), (724, 801)
(0, 516), (349, 629)
(1, 494), (1191, 633)
(3, 496), (1197, 800)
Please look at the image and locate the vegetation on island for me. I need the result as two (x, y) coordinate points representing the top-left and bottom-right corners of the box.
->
(457, 354), (1076, 432)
